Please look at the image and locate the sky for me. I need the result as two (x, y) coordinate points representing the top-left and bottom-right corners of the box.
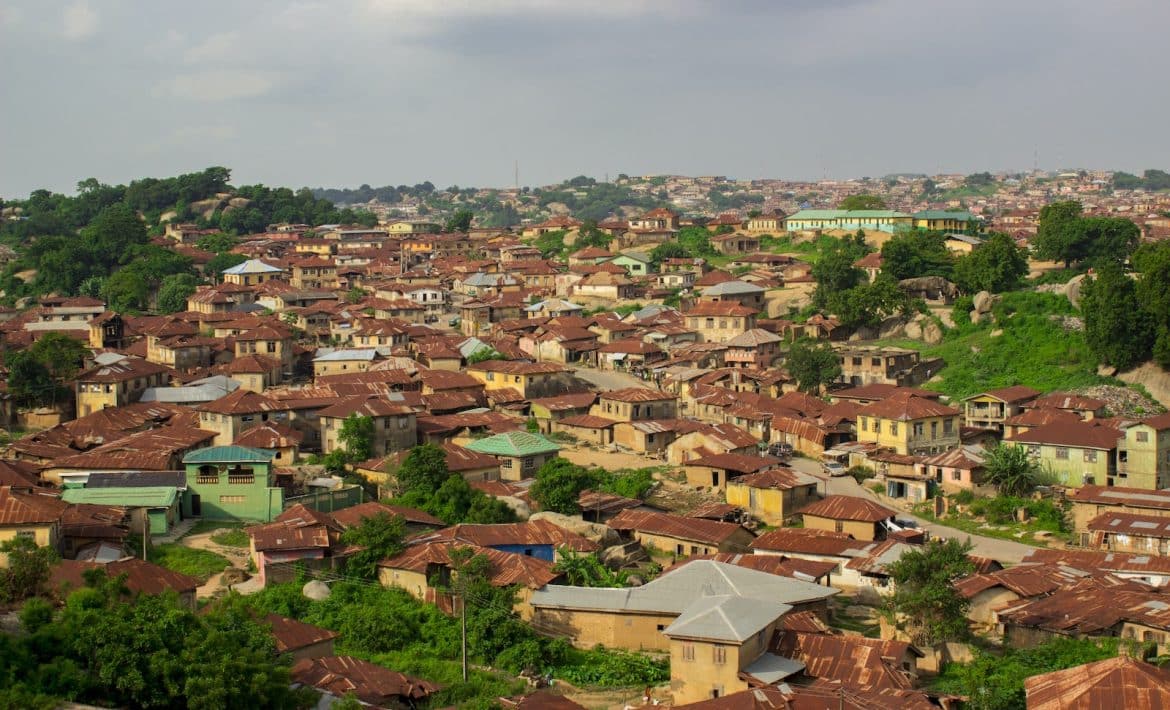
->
(2, 0), (1169, 198)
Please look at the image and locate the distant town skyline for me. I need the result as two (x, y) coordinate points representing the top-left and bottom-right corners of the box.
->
(2, 0), (1168, 197)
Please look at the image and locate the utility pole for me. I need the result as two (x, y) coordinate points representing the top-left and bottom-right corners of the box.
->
(142, 511), (149, 560)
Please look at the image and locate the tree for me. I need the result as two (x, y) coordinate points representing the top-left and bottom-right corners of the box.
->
(206, 252), (247, 277)
(0, 537), (58, 604)
(6, 351), (57, 408)
(952, 233), (1028, 293)
(156, 274), (199, 314)
(445, 208), (474, 233)
(785, 339), (841, 394)
(341, 512), (406, 580)
(811, 239), (867, 308)
(831, 274), (912, 330)
(983, 444), (1042, 497)
(195, 233), (237, 253)
(553, 548), (630, 587)
(467, 346), (507, 364)
(337, 414), (374, 463)
(1032, 201), (1084, 267)
(1081, 264), (1153, 370)
(648, 241), (691, 267)
(392, 444), (451, 495)
(838, 194), (887, 210)
(1078, 216), (1140, 268)
(345, 287), (366, 305)
(530, 458), (598, 514)
(880, 232), (954, 280)
(886, 538), (975, 645)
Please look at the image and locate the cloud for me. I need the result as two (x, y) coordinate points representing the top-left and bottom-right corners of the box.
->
(183, 31), (240, 64)
(155, 70), (280, 102)
(61, 0), (97, 40)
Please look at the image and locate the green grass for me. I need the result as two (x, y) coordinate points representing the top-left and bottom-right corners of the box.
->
(209, 528), (250, 547)
(148, 543), (231, 582)
(872, 291), (1118, 400)
(183, 520), (247, 538)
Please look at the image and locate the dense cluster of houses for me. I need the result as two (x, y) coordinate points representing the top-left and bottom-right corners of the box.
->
(2, 206), (1170, 707)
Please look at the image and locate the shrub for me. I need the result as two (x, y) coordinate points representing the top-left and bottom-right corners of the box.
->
(951, 489), (976, 505)
(847, 465), (875, 483)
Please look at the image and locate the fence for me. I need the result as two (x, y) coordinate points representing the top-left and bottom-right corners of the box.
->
(283, 484), (364, 513)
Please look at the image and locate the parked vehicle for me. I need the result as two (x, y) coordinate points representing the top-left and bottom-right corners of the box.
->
(823, 461), (848, 477)
(768, 442), (794, 459)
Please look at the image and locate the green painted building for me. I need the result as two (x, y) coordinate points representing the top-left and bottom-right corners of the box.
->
(464, 432), (561, 481)
(62, 486), (180, 534)
(182, 445), (284, 522)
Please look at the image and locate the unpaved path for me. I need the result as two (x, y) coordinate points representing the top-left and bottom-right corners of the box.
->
(180, 528), (251, 598)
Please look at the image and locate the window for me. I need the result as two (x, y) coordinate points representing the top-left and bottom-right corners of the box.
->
(682, 643), (695, 661)
(1084, 450), (1098, 463)
(1137, 431), (1150, 442)
(219, 495), (246, 504)
(943, 418), (954, 434)
(913, 422), (924, 437)
(890, 422), (899, 436)
(1028, 445), (1040, 457)
(835, 521), (844, 533)
(1056, 447), (1069, 460)
(398, 416), (410, 429)
(713, 645), (727, 664)
(486, 372), (495, 381)
(16, 530), (35, 540)
(871, 357), (881, 367)
(873, 421), (881, 435)
(952, 470), (962, 481)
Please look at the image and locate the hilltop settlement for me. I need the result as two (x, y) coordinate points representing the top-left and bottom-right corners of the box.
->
(2, 168), (1170, 708)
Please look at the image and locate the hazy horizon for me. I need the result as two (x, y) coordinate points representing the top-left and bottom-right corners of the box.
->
(3, 1), (1168, 198)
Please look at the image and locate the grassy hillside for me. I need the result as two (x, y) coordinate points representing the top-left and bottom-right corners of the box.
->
(879, 292), (1117, 399)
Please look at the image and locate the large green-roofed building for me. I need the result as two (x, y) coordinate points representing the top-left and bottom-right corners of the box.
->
(182, 445), (282, 521)
(784, 209), (912, 234)
(63, 486), (180, 534)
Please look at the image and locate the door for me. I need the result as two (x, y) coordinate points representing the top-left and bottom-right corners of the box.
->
(191, 494), (201, 516)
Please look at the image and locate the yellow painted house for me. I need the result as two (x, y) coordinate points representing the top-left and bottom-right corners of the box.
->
(0, 487), (68, 565)
(725, 468), (820, 526)
(1009, 420), (1123, 488)
(911, 210), (979, 232)
(466, 360), (571, 399)
(856, 392), (961, 455)
(1117, 414), (1170, 491)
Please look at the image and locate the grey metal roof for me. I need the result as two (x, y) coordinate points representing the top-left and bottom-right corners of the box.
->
(741, 653), (805, 683)
(86, 470), (187, 489)
(664, 594), (792, 642)
(141, 376), (241, 404)
(530, 559), (836, 615)
(313, 348), (379, 362)
(702, 280), (765, 296)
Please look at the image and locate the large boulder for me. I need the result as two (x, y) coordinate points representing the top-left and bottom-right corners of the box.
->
(529, 511), (620, 546)
(599, 541), (649, 569)
(303, 580), (330, 601)
(501, 496), (532, 520)
(904, 319), (923, 340)
(922, 319), (944, 345)
(1064, 273), (1087, 309)
(972, 290), (997, 315)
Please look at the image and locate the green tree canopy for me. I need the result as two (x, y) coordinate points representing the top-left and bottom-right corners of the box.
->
(811, 236), (869, 308)
(952, 233), (1029, 293)
(340, 512), (406, 580)
(983, 444), (1042, 497)
(530, 458), (598, 515)
(886, 537), (975, 645)
(445, 208), (474, 233)
(156, 274), (200, 314)
(1081, 264), (1153, 370)
(1032, 201), (1084, 267)
(879, 231), (954, 280)
(206, 252), (248, 277)
(337, 414), (375, 463)
(649, 241), (691, 267)
(785, 339), (842, 394)
(838, 194), (887, 210)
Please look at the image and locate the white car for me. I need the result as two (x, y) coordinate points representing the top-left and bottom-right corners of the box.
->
(823, 461), (848, 477)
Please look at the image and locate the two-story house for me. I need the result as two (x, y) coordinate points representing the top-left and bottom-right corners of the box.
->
(856, 392), (961, 455)
(318, 395), (417, 458)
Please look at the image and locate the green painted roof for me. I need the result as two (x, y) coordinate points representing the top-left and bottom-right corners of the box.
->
(182, 445), (274, 464)
(912, 210), (976, 220)
(464, 432), (561, 457)
(787, 210), (910, 219)
(62, 486), (178, 508)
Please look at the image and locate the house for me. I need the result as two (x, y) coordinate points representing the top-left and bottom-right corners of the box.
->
(75, 358), (172, 416)
(771, 631), (922, 693)
(572, 271), (637, 301)
(1069, 485), (1170, 546)
(0, 486), (68, 559)
(61, 486), (180, 535)
(854, 251), (884, 282)
(595, 388), (679, 422)
(1026, 392), (1108, 421)
(221, 259), (284, 286)
(529, 559), (836, 652)
(596, 340), (666, 372)
(668, 423), (760, 466)
(411, 519), (598, 563)
(312, 348), (384, 378)
(1008, 420), (1123, 488)
(550, 414), (616, 446)
(745, 212), (787, 235)
(369, 443), (501, 490)
(834, 346), (940, 387)
(723, 328), (782, 369)
(462, 432), (561, 481)
(664, 593), (801, 704)
(912, 210), (979, 233)
(196, 389), (292, 447)
(798, 495), (896, 542)
(995, 581), (1170, 652)
(329, 501), (443, 534)
(50, 557), (200, 609)
(684, 302), (757, 343)
(317, 395), (417, 458)
(700, 280), (765, 310)
(527, 392), (597, 433)
(725, 468), (820, 526)
(466, 360), (573, 400)
(709, 232), (759, 256)
(856, 391), (962, 455)
(962, 386), (1041, 432)
(182, 445), (284, 522)
(1024, 655), (1170, 709)
(683, 452), (780, 489)
(917, 445), (987, 493)
(247, 504), (344, 586)
(783, 209), (912, 234)
(1117, 414), (1170, 490)
(233, 422), (303, 466)
(607, 509), (756, 556)
(608, 251), (653, 276)
(266, 613), (339, 662)
(290, 655), (438, 708)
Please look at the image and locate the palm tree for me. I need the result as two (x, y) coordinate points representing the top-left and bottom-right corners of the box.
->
(982, 444), (1040, 497)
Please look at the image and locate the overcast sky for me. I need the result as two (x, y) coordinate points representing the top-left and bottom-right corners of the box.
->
(2, 0), (1168, 197)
